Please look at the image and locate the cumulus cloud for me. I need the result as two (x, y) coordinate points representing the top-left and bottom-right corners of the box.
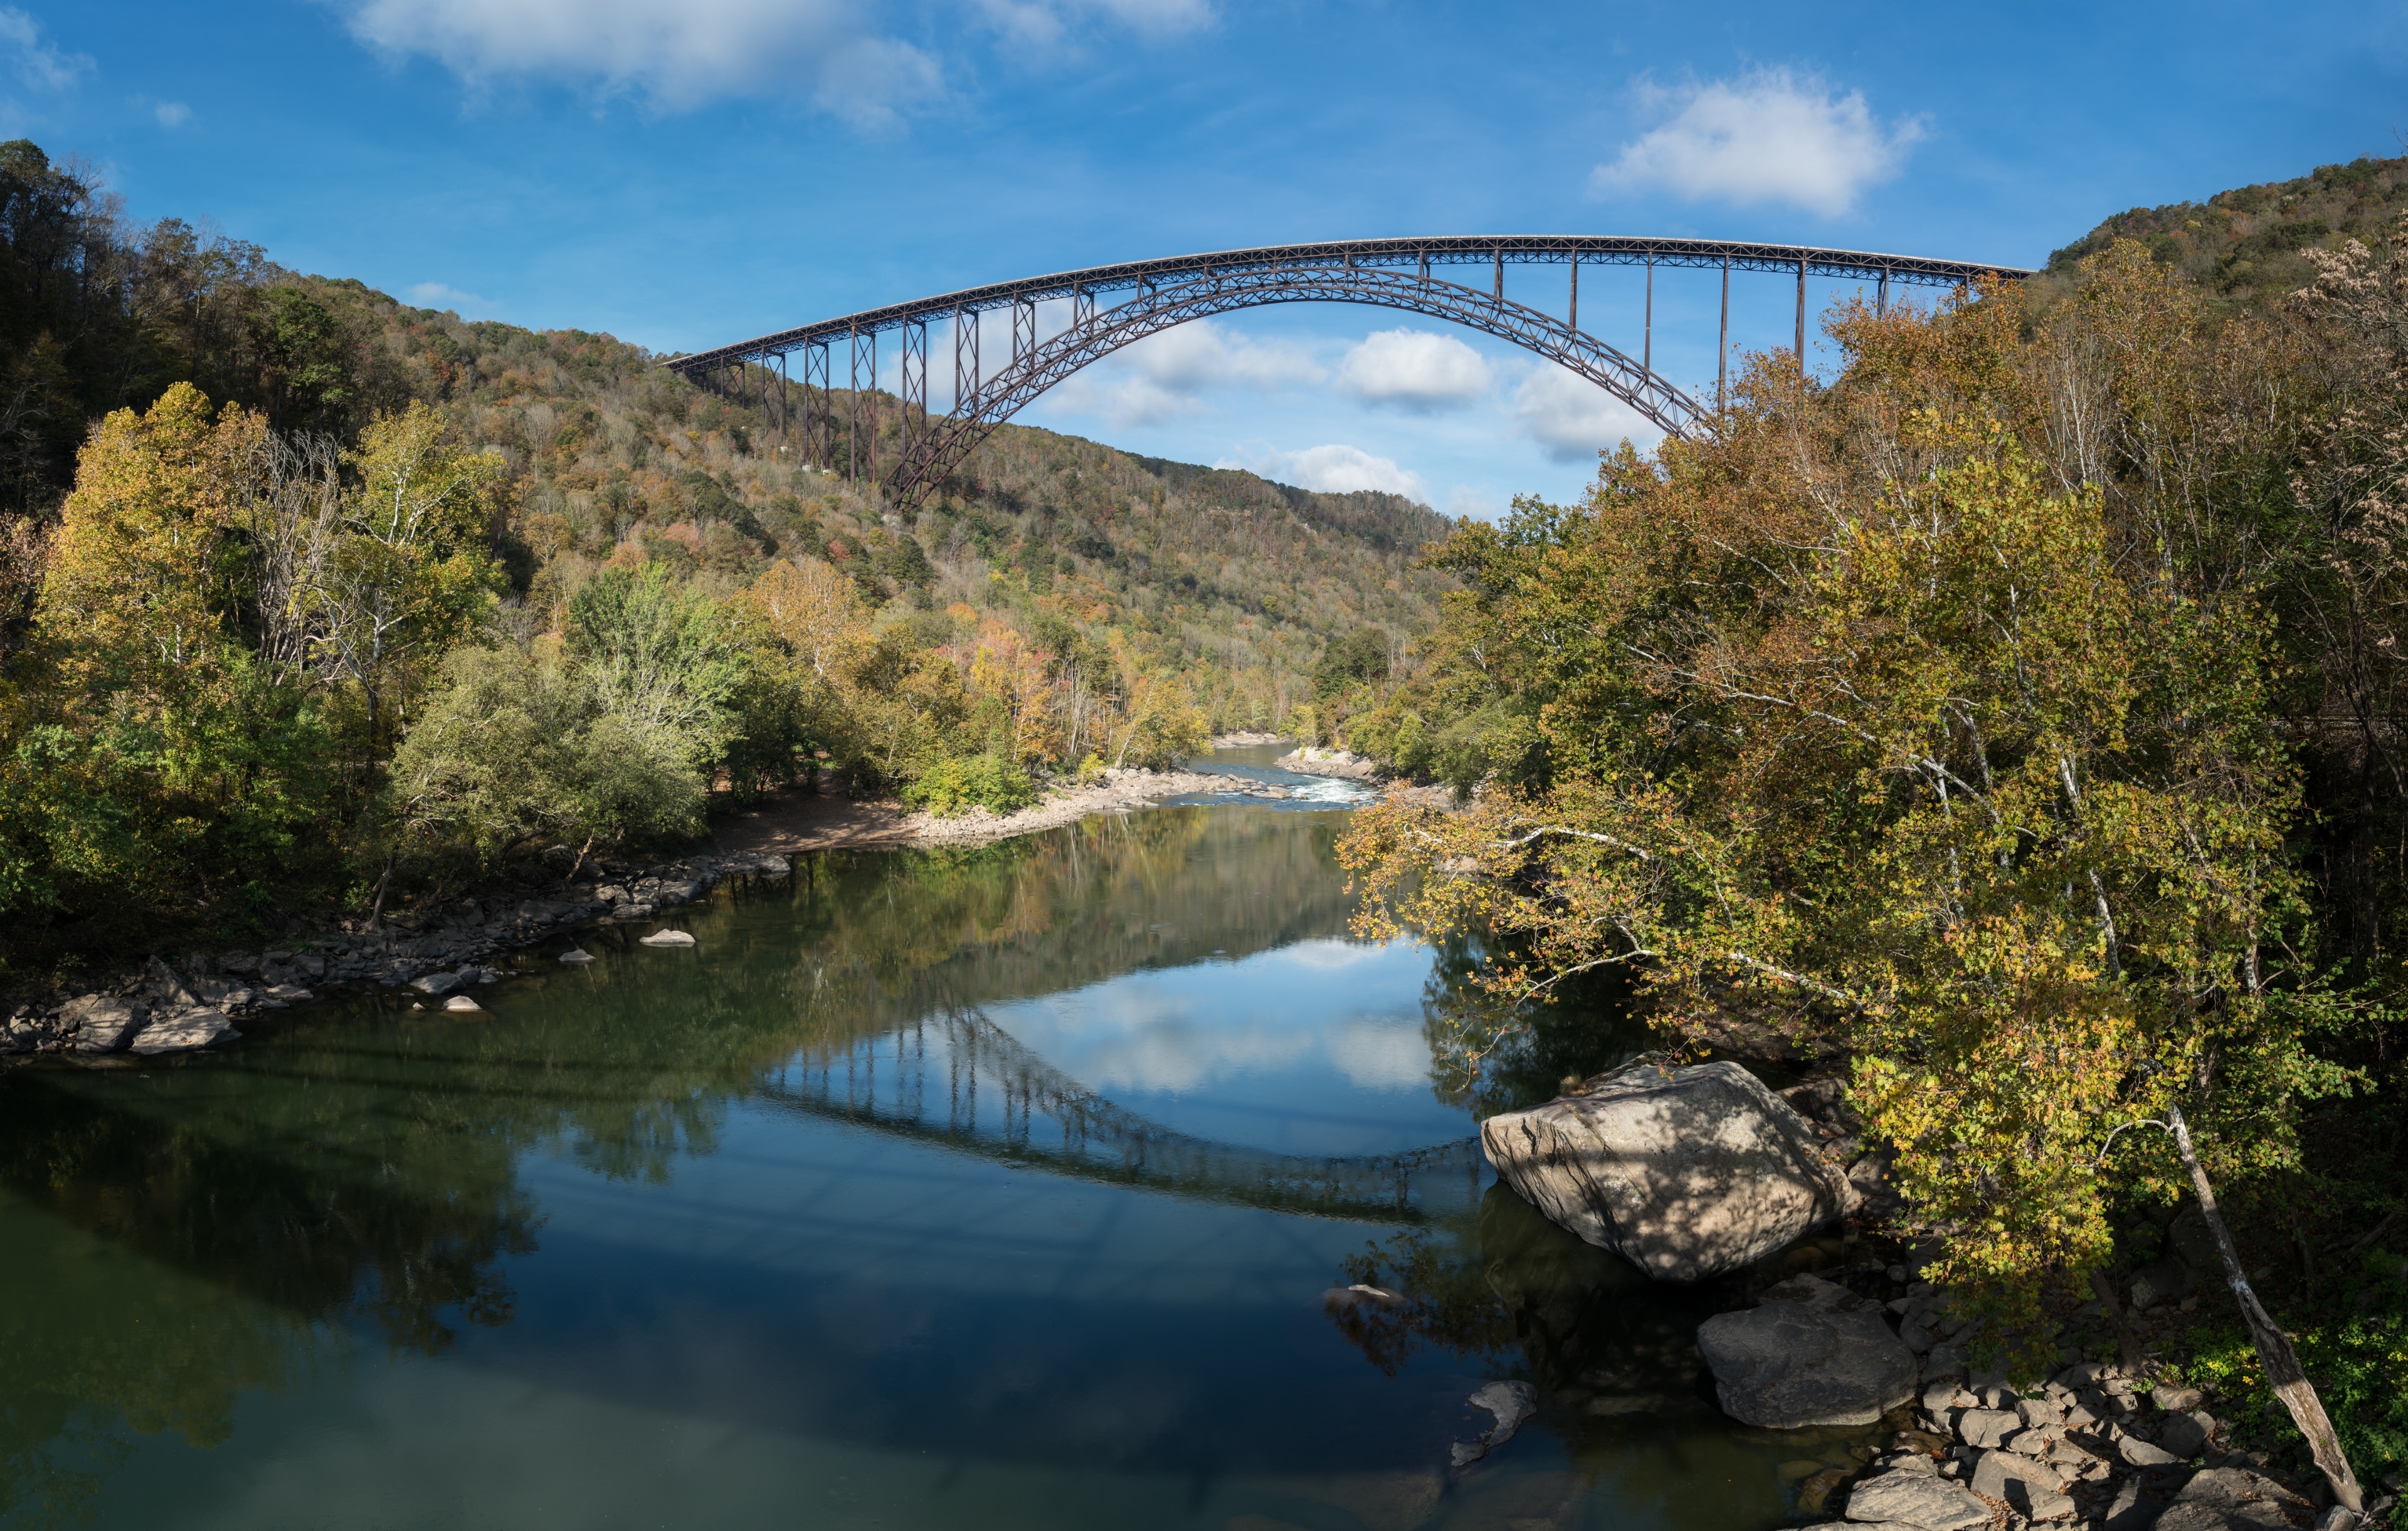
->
(339, 0), (943, 123)
(1590, 67), (1923, 217)
(0, 8), (91, 94)
(1218, 444), (1427, 502)
(339, 0), (1207, 119)
(1514, 367), (1661, 464)
(1045, 318), (1322, 427)
(154, 101), (191, 128)
(1336, 329), (1492, 413)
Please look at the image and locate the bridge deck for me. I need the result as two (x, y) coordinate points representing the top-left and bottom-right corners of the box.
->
(667, 235), (2034, 372)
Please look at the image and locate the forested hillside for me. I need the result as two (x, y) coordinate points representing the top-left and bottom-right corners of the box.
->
(0, 139), (1450, 963)
(2047, 150), (2408, 307)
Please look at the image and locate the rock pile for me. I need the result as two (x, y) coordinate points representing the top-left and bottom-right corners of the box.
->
(1761, 1280), (2389, 1531)
(0, 849), (793, 1063)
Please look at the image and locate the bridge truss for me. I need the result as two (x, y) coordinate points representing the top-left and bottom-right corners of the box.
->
(667, 235), (2029, 516)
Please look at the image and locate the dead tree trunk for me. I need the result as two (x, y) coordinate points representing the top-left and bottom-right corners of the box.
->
(2166, 1104), (2362, 1513)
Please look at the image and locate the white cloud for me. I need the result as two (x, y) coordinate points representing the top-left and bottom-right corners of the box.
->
(1513, 367), (1660, 465)
(0, 8), (91, 93)
(1218, 444), (1427, 502)
(339, 0), (1205, 120)
(1590, 67), (1923, 217)
(1046, 318), (1322, 427)
(976, 0), (1212, 53)
(338, 0), (943, 124)
(154, 101), (191, 128)
(1336, 329), (1492, 413)
(407, 280), (504, 317)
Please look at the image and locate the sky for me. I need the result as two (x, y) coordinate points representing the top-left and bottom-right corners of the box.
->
(9, 1), (2405, 517)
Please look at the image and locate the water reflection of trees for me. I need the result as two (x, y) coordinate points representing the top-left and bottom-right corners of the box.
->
(0, 806), (1385, 1522)
(1416, 932), (1654, 1120)
(0, 1076), (537, 1524)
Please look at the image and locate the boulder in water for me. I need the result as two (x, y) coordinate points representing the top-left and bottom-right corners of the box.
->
(129, 1010), (238, 1055)
(1695, 1273), (1918, 1428)
(638, 929), (696, 948)
(63, 996), (144, 1053)
(1478, 1058), (1849, 1281)
(1449, 1380), (1536, 1466)
(559, 949), (596, 964)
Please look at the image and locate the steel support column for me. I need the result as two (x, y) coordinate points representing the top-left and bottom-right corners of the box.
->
(953, 305), (976, 415)
(900, 318), (928, 476)
(1644, 258), (1654, 374)
(1795, 256), (1807, 360)
(1718, 255), (1729, 408)
(804, 342), (830, 468)
(1073, 284), (1094, 328)
(1492, 246), (1502, 304)
(849, 324), (874, 481)
(1568, 251), (1578, 333)
(1877, 268), (1889, 316)
(1013, 298), (1037, 369)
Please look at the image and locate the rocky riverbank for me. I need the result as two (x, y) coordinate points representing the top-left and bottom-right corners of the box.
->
(1733, 1264), (2394, 1531)
(1273, 745), (1385, 782)
(0, 765), (1321, 1066)
(0, 848), (793, 1063)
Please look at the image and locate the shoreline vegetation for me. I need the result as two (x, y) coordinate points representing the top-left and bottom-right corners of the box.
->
(0, 755), (1390, 1064)
(1326, 190), (2408, 1513)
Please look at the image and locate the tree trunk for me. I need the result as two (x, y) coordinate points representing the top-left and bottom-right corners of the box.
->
(2167, 1103), (2362, 1513)
(366, 852), (396, 933)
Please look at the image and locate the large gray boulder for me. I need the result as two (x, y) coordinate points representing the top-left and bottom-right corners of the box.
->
(1479, 1058), (1851, 1281)
(1969, 1449), (2074, 1522)
(1842, 1465), (1990, 1530)
(63, 995), (144, 1053)
(130, 1011), (238, 1056)
(2154, 1468), (2311, 1531)
(1696, 1273), (1918, 1428)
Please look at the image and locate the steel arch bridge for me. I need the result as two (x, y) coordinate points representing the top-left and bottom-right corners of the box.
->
(667, 235), (2030, 515)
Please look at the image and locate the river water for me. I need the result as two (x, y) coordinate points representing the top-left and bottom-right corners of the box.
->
(0, 748), (1880, 1530)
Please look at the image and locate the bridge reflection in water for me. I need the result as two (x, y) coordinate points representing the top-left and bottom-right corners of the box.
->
(761, 1006), (1485, 1223)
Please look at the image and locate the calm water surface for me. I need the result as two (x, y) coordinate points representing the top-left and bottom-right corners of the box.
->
(0, 749), (1877, 1530)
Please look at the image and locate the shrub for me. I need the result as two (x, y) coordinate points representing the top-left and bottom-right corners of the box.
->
(901, 755), (1037, 818)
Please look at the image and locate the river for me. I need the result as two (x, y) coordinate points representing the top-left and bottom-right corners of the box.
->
(0, 748), (1882, 1530)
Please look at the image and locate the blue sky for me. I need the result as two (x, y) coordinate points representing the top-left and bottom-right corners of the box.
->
(10, 1), (2404, 515)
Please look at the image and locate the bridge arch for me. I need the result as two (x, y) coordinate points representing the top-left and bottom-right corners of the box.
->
(668, 235), (2027, 515)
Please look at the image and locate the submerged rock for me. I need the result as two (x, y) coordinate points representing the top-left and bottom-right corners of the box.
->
(638, 929), (697, 947)
(442, 995), (482, 1013)
(1478, 1058), (1850, 1282)
(559, 949), (596, 965)
(1695, 1273), (1917, 1429)
(1449, 1380), (1537, 1466)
